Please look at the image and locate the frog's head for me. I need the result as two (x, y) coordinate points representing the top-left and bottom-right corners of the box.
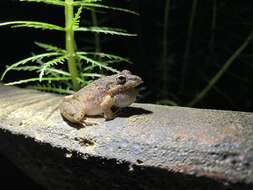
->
(106, 70), (143, 97)
(115, 70), (143, 89)
(111, 70), (143, 107)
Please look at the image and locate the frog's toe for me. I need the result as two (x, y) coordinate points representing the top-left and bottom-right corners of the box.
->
(104, 114), (115, 121)
(82, 120), (98, 126)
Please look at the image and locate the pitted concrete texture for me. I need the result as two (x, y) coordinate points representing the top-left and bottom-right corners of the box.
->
(0, 84), (253, 190)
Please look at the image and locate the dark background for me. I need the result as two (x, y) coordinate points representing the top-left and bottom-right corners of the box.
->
(0, 0), (252, 189)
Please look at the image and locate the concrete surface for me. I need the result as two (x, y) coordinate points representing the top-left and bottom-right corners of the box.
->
(0, 84), (253, 190)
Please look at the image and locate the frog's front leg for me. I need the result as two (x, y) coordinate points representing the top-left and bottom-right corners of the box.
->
(100, 95), (114, 120)
(59, 96), (86, 124)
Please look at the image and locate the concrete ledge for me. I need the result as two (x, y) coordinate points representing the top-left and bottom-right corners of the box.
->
(0, 84), (253, 189)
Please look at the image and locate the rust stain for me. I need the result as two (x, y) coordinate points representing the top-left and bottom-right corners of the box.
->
(174, 125), (241, 145)
(222, 126), (241, 138)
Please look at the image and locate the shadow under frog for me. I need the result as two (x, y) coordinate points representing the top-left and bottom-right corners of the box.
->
(62, 106), (152, 129)
(115, 106), (152, 118)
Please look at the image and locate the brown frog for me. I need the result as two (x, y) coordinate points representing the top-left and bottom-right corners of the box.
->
(59, 70), (143, 124)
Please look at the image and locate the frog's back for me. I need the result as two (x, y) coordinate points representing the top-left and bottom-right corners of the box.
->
(74, 76), (112, 102)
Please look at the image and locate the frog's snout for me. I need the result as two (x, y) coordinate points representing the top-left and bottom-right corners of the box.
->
(131, 75), (143, 86)
(137, 76), (143, 85)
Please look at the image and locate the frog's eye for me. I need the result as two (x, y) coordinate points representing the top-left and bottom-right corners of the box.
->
(122, 70), (131, 75)
(116, 75), (126, 85)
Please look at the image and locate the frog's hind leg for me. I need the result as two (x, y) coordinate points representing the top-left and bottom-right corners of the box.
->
(59, 98), (86, 125)
(80, 116), (98, 126)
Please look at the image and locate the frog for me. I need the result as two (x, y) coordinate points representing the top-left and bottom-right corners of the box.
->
(59, 70), (143, 124)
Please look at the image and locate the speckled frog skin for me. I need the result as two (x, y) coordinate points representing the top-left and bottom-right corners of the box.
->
(59, 70), (143, 124)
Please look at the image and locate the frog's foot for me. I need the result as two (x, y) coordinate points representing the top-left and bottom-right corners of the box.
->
(81, 117), (99, 126)
(103, 111), (114, 121)
(82, 120), (98, 126)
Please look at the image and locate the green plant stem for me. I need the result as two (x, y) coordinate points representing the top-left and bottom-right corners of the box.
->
(209, 0), (216, 55)
(188, 31), (253, 107)
(161, 0), (170, 99)
(181, 0), (198, 92)
(65, 0), (79, 90)
(91, 10), (101, 57)
(205, 0), (216, 66)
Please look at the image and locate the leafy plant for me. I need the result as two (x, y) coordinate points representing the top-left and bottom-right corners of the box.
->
(160, 0), (171, 99)
(180, 0), (198, 92)
(0, 0), (137, 93)
(188, 30), (253, 106)
(157, 0), (253, 108)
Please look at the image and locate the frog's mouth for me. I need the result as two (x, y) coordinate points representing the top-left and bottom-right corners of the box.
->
(128, 75), (143, 88)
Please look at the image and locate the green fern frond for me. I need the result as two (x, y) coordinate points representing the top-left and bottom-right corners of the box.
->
(44, 68), (70, 76)
(28, 84), (75, 94)
(0, 21), (64, 31)
(77, 51), (132, 63)
(83, 65), (96, 71)
(35, 42), (66, 53)
(76, 27), (137, 36)
(77, 54), (119, 73)
(5, 77), (72, 86)
(72, 6), (83, 29)
(75, 77), (90, 85)
(39, 56), (67, 81)
(80, 73), (103, 78)
(73, 2), (139, 15)
(1, 52), (62, 80)
(11, 66), (70, 76)
(11, 66), (41, 72)
(78, 0), (102, 3)
(19, 0), (64, 6)
(103, 59), (126, 65)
